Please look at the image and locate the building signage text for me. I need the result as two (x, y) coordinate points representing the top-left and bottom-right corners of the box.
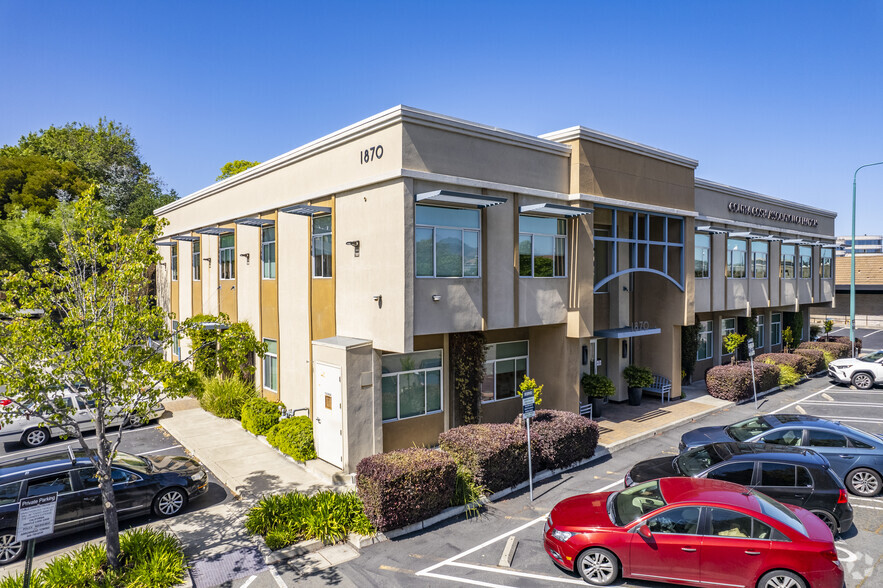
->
(728, 201), (819, 228)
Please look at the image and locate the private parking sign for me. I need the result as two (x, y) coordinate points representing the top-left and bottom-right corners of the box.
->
(16, 494), (57, 543)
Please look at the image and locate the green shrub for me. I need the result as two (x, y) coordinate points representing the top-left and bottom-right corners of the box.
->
(511, 409), (600, 471)
(267, 416), (317, 461)
(706, 362), (780, 402)
(775, 363), (802, 388)
(199, 375), (257, 419)
(241, 397), (283, 435)
(623, 365), (654, 388)
(793, 348), (825, 373)
(823, 351), (836, 367)
(246, 490), (374, 548)
(452, 464), (486, 509)
(439, 424), (527, 493)
(581, 373), (615, 398)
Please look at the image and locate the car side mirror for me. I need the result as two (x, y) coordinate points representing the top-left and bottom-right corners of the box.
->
(638, 524), (652, 539)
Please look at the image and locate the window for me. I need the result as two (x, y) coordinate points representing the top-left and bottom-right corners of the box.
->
(848, 436), (874, 449)
(709, 509), (771, 540)
(726, 239), (747, 278)
(312, 214), (332, 278)
(219, 233), (235, 280)
(482, 341), (528, 402)
(759, 463), (812, 487)
(76, 468), (137, 488)
(170, 245), (178, 281)
(0, 482), (21, 506)
(26, 473), (72, 496)
(519, 216), (566, 277)
(799, 246), (812, 279)
(760, 428), (803, 446)
(751, 241), (768, 279)
(756, 315), (765, 348)
(820, 248), (833, 278)
(781, 245), (795, 279)
(381, 350), (442, 421)
(721, 317), (736, 355)
(263, 339), (278, 392)
(415, 206), (479, 278)
(172, 320), (180, 358)
(771, 313), (782, 346)
(262, 226), (276, 279)
(806, 430), (847, 448)
(705, 461), (754, 486)
(697, 320), (713, 361)
(646, 506), (700, 535)
(694, 233), (710, 278)
(192, 239), (201, 281)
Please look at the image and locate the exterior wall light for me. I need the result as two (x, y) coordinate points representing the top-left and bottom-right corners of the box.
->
(203, 257), (212, 268)
(239, 253), (250, 264)
(346, 240), (360, 257)
(373, 294), (382, 308)
(432, 294), (441, 302)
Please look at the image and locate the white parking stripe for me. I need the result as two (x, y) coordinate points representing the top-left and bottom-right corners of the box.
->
(800, 416), (883, 423)
(852, 504), (883, 511)
(863, 329), (883, 338)
(418, 572), (512, 588)
(851, 496), (883, 504)
(799, 400), (883, 408)
(269, 567), (287, 587)
(770, 386), (835, 414)
(239, 576), (257, 588)
(448, 562), (585, 584)
(138, 445), (182, 455)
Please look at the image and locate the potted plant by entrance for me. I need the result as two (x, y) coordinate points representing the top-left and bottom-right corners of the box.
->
(623, 365), (653, 406)
(580, 373), (615, 418)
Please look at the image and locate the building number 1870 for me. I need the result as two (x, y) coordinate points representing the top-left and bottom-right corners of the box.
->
(360, 145), (383, 164)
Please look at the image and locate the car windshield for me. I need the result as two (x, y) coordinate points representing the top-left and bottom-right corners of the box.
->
(726, 416), (773, 442)
(610, 480), (667, 526)
(677, 445), (728, 476)
(754, 490), (807, 536)
(112, 452), (151, 474)
(859, 350), (883, 363)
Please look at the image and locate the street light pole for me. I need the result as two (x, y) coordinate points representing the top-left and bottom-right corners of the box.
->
(851, 162), (883, 357)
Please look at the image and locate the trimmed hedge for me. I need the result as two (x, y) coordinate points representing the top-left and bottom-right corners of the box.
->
(267, 416), (317, 461)
(797, 340), (851, 359)
(439, 423), (528, 494)
(820, 335), (862, 354)
(511, 410), (599, 471)
(793, 348), (826, 374)
(706, 362), (779, 402)
(755, 352), (811, 375)
(357, 448), (457, 532)
(241, 397), (283, 435)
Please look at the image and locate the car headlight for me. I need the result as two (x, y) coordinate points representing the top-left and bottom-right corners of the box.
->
(191, 470), (206, 482)
(624, 472), (634, 487)
(551, 528), (578, 542)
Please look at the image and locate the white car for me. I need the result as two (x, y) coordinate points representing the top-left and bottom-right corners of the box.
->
(0, 389), (164, 447)
(829, 350), (883, 390)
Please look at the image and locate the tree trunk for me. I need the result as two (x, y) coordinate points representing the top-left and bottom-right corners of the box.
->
(95, 422), (122, 569)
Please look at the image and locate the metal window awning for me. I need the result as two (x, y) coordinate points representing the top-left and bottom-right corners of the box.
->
(594, 326), (662, 339)
(782, 238), (804, 244)
(729, 231), (770, 239)
(280, 204), (332, 216)
(234, 217), (275, 227)
(195, 227), (232, 236)
(696, 225), (730, 235)
(415, 190), (507, 208)
(519, 203), (591, 217)
(155, 241), (176, 247)
(173, 235), (200, 242)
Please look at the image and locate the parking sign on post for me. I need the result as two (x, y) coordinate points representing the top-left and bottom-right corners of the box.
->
(522, 389), (536, 501)
(17, 493), (57, 588)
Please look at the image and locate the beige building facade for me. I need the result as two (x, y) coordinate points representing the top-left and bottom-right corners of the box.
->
(155, 106), (836, 473)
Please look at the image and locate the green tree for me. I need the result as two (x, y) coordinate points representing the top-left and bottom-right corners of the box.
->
(724, 333), (747, 364)
(216, 160), (260, 181)
(0, 194), (191, 570)
(0, 205), (66, 273)
(183, 313), (265, 380)
(0, 153), (90, 216)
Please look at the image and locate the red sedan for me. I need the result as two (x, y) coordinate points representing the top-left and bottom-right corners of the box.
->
(544, 477), (843, 588)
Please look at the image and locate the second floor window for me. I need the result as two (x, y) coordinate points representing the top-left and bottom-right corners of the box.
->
(695, 233), (710, 278)
(170, 245), (178, 281)
(312, 214), (332, 278)
(821, 248), (833, 278)
(262, 226), (276, 279)
(781, 245), (795, 279)
(726, 239), (747, 278)
(751, 241), (768, 279)
(192, 239), (201, 281)
(415, 205), (479, 278)
(519, 216), (566, 277)
(219, 233), (235, 280)
(799, 246), (812, 279)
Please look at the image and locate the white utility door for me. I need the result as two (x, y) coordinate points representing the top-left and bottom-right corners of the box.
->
(313, 363), (343, 468)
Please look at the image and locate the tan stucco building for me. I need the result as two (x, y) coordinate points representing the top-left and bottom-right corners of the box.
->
(155, 106), (836, 473)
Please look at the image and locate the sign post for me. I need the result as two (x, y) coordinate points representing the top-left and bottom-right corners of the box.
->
(747, 337), (758, 410)
(522, 389), (536, 502)
(16, 493), (57, 588)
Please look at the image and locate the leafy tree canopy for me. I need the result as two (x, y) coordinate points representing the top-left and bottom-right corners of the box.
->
(182, 313), (266, 380)
(216, 160), (260, 181)
(0, 153), (90, 216)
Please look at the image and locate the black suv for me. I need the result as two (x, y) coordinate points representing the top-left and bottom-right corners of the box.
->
(625, 442), (853, 535)
(0, 448), (208, 564)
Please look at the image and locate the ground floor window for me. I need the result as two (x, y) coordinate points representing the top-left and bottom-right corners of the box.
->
(721, 318), (736, 355)
(697, 320), (713, 361)
(172, 320), (180, 358)
(381, 350), (442, 421)
(263, 339), (278, 392)
(482, 341), (528, 402)
(756, 315), (765, 348)
(771, 313), (782, 346)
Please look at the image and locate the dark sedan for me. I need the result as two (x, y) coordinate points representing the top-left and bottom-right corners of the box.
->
(0, 448), (208, 564)
(626, 442), (853, 534)
(680, 414), (883, 496)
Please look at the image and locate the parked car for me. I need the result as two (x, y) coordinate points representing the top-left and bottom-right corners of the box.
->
(626, 442), (853, 534)
(680, 414), (883, 497)
(0, 389), (164, 448)
(0, 447), (208, 564)
(829, 349), (883, 389)
(544, 477), (843, 587)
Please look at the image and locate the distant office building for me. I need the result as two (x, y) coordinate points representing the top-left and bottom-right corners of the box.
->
(835, 235), (883, 256)
(811, 253), (883, 329)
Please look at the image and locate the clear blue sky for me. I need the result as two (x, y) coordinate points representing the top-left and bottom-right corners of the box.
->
(2, 1), (881, 236)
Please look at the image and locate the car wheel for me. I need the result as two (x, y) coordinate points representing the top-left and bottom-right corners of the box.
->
(0, 530), (23, 564)
(575, 547), (619, 586)
(810, 509), (838, 536)
(127, 414), (144, 428)
(153, 487), (188, 517)
(847, 468), (882, 497)
(21, 427), (49, 448)
(758, 570), (806, 588)
(852, 372), (874, 390)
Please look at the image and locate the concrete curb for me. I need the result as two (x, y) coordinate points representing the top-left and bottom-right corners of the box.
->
(242, 429), (355, 489)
